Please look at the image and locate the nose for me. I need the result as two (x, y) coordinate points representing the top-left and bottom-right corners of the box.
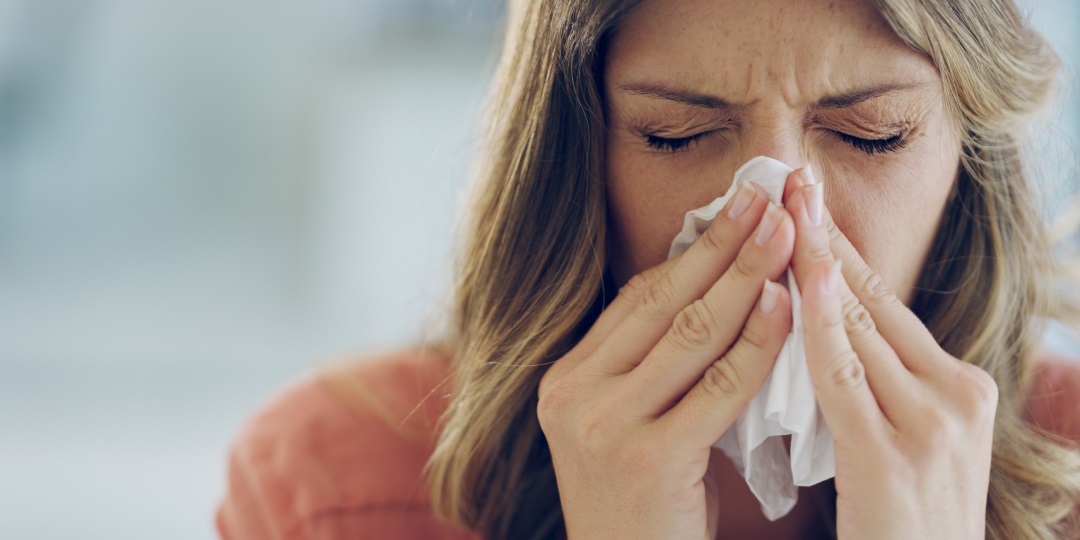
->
(742, 126), (807, 172)
(739, 126), (810, 202)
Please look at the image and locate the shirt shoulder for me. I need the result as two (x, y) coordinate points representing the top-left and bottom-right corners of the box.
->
(215, 346), (479, 540)
(1026, 349), (1080, 443)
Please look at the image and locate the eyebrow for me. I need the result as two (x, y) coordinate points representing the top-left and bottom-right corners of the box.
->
(618, 82), (735, 109)
(617, 81), (930, 109)
(816, 82), (930, 108)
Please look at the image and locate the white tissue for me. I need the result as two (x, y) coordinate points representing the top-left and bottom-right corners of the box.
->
(667, 156), (835, 521)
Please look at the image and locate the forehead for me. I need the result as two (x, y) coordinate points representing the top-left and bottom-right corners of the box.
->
(605, 0), (940, 106)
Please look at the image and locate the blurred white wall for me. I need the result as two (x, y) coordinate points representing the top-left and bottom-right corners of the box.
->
(0, 1), (499, 538)
(0, 1), (1075, 539)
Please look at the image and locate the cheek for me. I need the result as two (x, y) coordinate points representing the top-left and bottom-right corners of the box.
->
(604, 142), (731, 284)
(605, 155), (676, 284)
(822, 145), (958, 302)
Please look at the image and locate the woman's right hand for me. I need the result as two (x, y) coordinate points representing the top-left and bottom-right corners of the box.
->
(537, 172), (806, 540)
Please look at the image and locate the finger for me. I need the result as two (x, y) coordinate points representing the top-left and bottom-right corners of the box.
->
(539, 256), (680, 395)
(585, 181), (775, 376)
(782, 165), (812, 204)
(820, 203), (948, 374)
(627, 206), (795, 415)
(829, 290), (923, 428)
(801, 259), (891, 440)
(784, 168), (919, 423)
(782, 167), (831, 277)
(656, 279), (792, 447)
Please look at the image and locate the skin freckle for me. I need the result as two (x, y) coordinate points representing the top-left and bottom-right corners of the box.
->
(603, 0), (962, 306)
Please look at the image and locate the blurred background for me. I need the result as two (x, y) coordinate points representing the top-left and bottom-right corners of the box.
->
(0, 1), (1076, 539)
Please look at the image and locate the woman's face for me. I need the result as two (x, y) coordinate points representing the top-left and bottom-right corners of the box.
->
(603, 0), (962, 305)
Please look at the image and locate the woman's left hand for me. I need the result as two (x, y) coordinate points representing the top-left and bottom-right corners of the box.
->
(782, 167), (998, 540)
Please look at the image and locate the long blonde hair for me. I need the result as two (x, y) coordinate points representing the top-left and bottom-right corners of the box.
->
(422, 0), (1080, 538)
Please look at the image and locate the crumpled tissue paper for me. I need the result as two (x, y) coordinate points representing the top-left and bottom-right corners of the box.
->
(667, 155), (835, 521)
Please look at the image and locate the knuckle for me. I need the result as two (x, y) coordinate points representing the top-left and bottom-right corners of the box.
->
(808, 243), (832, 261)
(699, 221), (730, 254)
(621, 270), (656, 302)
(670, 300), (716, 349)
(730, 253), (758, 284)
(537, 370), (558, 401)
(537, 352), (582, 408)
(536, 383), (570, 432)
(915, 405), (954, 444)
(842, 299), (877, 337)
(955, 363), (1000, 414)
(622, 266), (660, 306)
(573, 408), (611, 453)
(702, 357), (743, 397)
(639, 271), (678, 319)
(821, 304), (847, 332)
(830, 350), (866, 388)
(856, 267), (898, 304)
(739, 319), (770, 352)
(826, 217), (843, 242)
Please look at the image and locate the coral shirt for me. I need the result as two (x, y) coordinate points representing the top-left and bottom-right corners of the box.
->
(215, 347), (1080, 540)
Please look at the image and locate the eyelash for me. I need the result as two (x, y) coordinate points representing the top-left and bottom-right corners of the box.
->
(644, 133), (706, 153)
(835, 132), (909, 155)
(643, 131), (909, 155)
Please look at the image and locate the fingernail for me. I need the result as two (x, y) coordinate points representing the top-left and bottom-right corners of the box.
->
(823, 259), (842, 294)
(805, 183), (823, 226)
(726, 183), (756, 219)
(797, 165), (816, 187)
(759, 279), (779, 314)
(754, 204), (782, 245)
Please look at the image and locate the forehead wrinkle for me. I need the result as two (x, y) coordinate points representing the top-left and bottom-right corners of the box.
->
(742, 60), (754, 104)
(606, 0), (944, 119)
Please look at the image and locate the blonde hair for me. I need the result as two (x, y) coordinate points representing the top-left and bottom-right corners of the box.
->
(417, 0), (1080, 538)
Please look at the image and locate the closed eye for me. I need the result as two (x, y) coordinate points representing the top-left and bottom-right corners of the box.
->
(643, 130), (909, 155)
(836, 131), (908, 155)
(644, 133), (706, 153)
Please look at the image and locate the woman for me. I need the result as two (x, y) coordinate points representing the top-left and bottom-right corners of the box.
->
(216, 0), (1080, 538)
